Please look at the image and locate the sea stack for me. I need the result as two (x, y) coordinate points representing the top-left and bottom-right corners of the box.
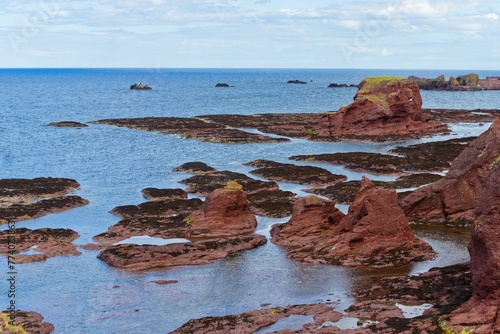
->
(317, 76), (447, 139)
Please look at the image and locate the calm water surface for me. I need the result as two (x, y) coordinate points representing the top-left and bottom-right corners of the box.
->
(1, 68), (498, 333)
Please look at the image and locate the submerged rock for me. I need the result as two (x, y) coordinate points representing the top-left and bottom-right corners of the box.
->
(288, 80), (307, 84)
(316, 77), (448, 140)
(402, 118), (500, 225)
(272, 178), (434, 267)
(141, 188), (187, 201)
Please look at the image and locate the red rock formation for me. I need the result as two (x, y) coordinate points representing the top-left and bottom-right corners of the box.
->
(272, 178), (434, 267)
(97, 234), (266, 270)
(270, 195), (345, 260)
(186, 182), (258, 238)
(317, 77), (447, 139)
(443, 157), (500, 333)
(402, 118), (500, 225)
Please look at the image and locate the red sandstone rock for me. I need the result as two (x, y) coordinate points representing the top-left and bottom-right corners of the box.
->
(97, 234), (266, 270)
(1, 310), (54, 333)
(443, 156), (500, 333)
(270, 195), (345, 260)
(186, 182), (258, 238)
(317, 77), (447, 140)
(402, 117), (500, 225)
(0, 228), (81, 263)
(272, 178), (434, 267)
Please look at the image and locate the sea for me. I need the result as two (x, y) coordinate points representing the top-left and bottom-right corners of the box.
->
(1, 68), (499, 333)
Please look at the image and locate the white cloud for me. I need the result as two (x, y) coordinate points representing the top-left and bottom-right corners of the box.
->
(483, 13), (499, 21)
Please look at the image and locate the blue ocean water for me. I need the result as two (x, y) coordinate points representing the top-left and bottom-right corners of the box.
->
(0, 68), (499, 333)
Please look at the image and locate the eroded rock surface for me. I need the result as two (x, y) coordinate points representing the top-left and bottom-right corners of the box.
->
(402, 118), (500, 224)
(90, 117), (289, 144)
(0, 228), (80, 263)
(316, 77), (448, 140)
(443, 156), (500, 333)
(245, 159), (346, 186)
(0, 177), (88, 224)
(185, 183), (257, 238)
(98, 234), (266, 270)
(48, 121), (88, 128)
(273, 178), (434, 267)
(1, 310), (54, 334)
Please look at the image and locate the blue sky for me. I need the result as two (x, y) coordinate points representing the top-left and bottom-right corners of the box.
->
(1, 0), (499, 69)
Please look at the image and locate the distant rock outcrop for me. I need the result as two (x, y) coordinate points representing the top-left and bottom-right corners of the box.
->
(130, 82), (152, 90)
(288, 80), (307, 84)
(215, 83), (234, 88)
(185, 182), (257, 238)
(272, 177), (434, 267)
(410, 73), (500, 91)
(317, 77), (448, 140)
(401, 118), (500, 225)
(327, 83), (358, 88)
(443, 151), (500, 333)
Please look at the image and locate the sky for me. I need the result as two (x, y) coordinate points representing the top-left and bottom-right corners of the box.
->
(1, 0), (499, 69)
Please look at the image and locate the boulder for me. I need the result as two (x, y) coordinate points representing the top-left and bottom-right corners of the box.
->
(185, 182), (258, 238)
(443, 156), (500, 333)
(130, 82), (152, 90)
(272, 178), (434, 267)
(401, 118), (500, 225)
(317, 76), (447, 140)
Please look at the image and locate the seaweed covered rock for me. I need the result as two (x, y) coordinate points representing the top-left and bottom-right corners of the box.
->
(273, 178), (434, 267)
(443, 157), (500, 333)
(402, 118), (500, 225)
(0, 177), (88, 224)
(1, 310), (54, 334)
(317, 77), (447, 140)
(186, 182), (257, 238)
(0, 228), (81, 263)
(98, 234), (266, 270)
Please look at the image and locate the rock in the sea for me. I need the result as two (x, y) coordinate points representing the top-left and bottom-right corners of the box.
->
(185, 182), (258, 238)
(172, 162), (217, 174)
(272, 177), (434, 267)
(287, 80), (307, 84)
(317, 76), (448, 140)
(0, 177), (89, 224)
(130, 82), (152, 90)
(271, 195), (344, 257)
(1, 310), (54, 333)
(402, 118), (500, 225)
(141, 188), (187, 201)
(443, 155), (500, 333)
(48, 121), (88, 128)
(215, 83), (234, 88)
(0, 228), (81, 263)
(97, 234), (266, 270)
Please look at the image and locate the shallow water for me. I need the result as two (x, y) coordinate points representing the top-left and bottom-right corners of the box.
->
(0, 68), (497, 333)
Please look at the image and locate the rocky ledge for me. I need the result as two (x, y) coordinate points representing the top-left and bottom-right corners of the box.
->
(411, 73), (500, 91)
(98, 234), (266, 271)
(96, 183), (268, 270)
(1, 310), (54, 334)
(402, 117), (500, 225)
(90, 117), (290, 144)
(245, 159), (346, 186)
(291, 136), (475, 175)
(0, 177), (89, 224)
(0, 228), (81, 263)
(272, 177), (435, 267)
(48, 121), (88, 128)
(171, 263), (471, 333)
